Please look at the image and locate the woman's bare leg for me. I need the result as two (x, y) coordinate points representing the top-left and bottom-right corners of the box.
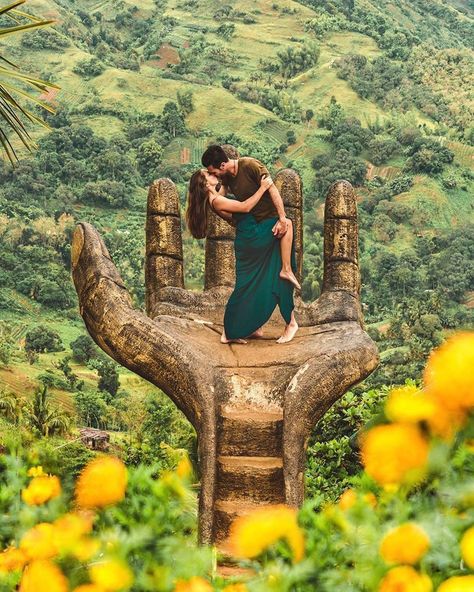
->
(221, 328), (247, 344)
(276, 310), (299, 344)
(247, 326), (264, 338)
(279, 219), (301, 290)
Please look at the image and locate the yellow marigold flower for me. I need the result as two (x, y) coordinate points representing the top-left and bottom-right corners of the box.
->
(338, 489), (377, 510)
(73, 586), (106, 592)
(424, 397), (467, 442)
(228, 504), (305, 562)
(222, 585), (248, 592)
(76, 456), (127, 508)
(89, 558), (133, 591)
(385, 386), (437, 424)
(22, 475), (61, 505)
(53, 512), (92, 549)
(360, 423), (429, 487)
(20, 523), (57, 560)
(438, 576), (474, 591)
(379, 566), (432, 592)
(0, 546), (27, 573)
(364, 492), (377, 507)
(176, 455), (193, 479)
(380, 523), (430, 565)
(19, 559), (68, 592)
(338, 489), (357, 510)
(461, 526), (474, 569)
(27, 466), (45, 477)
(423, 332), (474, 412)
(174, 576), (213, 591)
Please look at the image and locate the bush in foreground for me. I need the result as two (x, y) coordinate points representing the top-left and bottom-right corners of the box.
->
(0, 332), (473, 591)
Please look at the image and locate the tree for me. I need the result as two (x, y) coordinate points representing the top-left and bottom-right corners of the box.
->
(137, 139), (163, 179)
(70, 335), (99, 364)
(177, 90), (194, 116)
(73, 57), (105, 79)
(74, 390), (108, 428)
(0, 4), (60, 163)
(88, 358), (120, 398)
(161, 102), (186, 138)
(216, 22), (236, 40)
(26, 384), (71, 437)
(0, 389), (25, 424)
(25, 325), (64, 354)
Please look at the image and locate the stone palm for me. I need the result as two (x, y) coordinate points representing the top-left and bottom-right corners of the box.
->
(71, 169), (379, 549)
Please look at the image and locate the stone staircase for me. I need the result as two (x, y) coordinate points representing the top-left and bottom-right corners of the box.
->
(214, 408), (285, 552)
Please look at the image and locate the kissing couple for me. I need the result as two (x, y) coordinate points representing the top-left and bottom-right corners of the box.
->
(185, 145), (300, 345)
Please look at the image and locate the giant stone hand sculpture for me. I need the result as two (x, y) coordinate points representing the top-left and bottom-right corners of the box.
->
(71, 165), (379, 550)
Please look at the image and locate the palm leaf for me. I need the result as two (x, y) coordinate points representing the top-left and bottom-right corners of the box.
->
(0, 0), (61, 163)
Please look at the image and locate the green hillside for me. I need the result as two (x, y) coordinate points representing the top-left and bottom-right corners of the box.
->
(0, 0), (473, 414)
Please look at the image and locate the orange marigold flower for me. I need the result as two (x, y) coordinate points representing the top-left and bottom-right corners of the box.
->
(22, 475), (61, 506)
(338, 489), (357, 510)
(360, 423), (429, 487)
(20, 523), (57, 560)
(227, 504), (305, 562)
(379, 566), (432, 592)
(19, 559), (68, 592)
(174, 576), (213, 591)
(385, 386), (438, 424)
(438, 576), (474, 591)
(423, 332), (474, 413)
(76, 456), (127, 509)
(380, 523), (430, 565)
(176, 455), (193, 479)
(0, 546), (27, 573)
(461, 526), (474, 569)
(338, 489), (377, 510)
(222, 585), (248, 592)
(27, 466), (45, 477)
(89, 558), (133, 591)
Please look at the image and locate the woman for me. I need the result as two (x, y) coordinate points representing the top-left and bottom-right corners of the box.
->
(186, 169), (299, 344)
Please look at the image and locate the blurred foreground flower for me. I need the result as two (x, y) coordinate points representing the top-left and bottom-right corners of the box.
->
(20, 523), (57, 560)
(360, 423), (429, 487)
(174, 575), (213, 591)
(228, 504), (304, 562)
(423, 332), (474, 412)
(379, 565), (432, 592)
(22, 474), (61, 505)
(460, 526), (474, 569)
(19, 559), (68, 592)
(338, 488), (377, 510)
(89, 557), (133, 591)
(0, 546), (27, 573)
(76, 456), (127, 508)
(438, 575), (474, 591)
(380, 523), (430, 565)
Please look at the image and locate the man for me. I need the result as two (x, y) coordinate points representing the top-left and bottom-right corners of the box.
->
(201, 144), (291, 238)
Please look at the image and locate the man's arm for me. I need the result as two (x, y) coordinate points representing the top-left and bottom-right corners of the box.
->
(268, 183), (287, 220)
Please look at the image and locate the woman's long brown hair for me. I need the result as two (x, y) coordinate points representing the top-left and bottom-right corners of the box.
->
(185, 170), (209, 239)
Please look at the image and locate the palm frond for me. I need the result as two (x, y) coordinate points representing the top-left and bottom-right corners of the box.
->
(0, 0), (61, 163)
(0, 19), (56, 37)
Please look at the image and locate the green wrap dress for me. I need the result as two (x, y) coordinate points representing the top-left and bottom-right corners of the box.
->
(223, 198), (297, 340)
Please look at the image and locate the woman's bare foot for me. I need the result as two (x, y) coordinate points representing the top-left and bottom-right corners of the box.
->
(276, 316), (299, 344)
(279, 269), (301, 291)
(247, 327), (264, 338)
(221, 331), (247, 344)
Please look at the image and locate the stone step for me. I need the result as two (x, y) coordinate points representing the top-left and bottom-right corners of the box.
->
(213, 499), (264, 544)
(216, 455), (285, 504)
(218, 409), (283, 457)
